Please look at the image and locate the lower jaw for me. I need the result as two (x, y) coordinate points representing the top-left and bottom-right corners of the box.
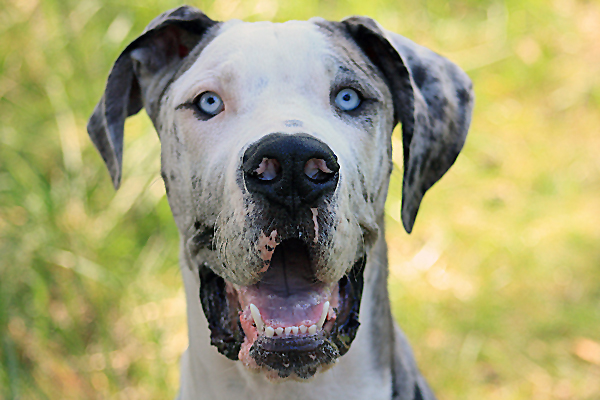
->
(245, 332), (341, 379)
(198, 256), (366, 379)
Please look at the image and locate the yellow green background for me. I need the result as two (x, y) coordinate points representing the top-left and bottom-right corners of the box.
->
(1, 0), (599, 398)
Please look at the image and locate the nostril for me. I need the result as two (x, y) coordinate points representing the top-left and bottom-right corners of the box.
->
(254, 157), (281, 181)
(304, 158), (335, 183)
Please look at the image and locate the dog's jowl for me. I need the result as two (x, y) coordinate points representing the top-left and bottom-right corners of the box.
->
(88, 6), (473, 400)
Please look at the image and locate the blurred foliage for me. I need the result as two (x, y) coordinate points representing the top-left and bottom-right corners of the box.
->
(1, 0), (599, 399)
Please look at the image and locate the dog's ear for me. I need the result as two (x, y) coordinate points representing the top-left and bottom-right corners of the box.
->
(87, 6), (218, 189)
(341, 17), (474, 233)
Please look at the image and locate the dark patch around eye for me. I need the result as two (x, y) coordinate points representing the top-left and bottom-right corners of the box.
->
(176, 99), (218, 121)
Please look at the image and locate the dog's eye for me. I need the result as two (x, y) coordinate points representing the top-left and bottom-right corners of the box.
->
(195, 91), (224, 116)
(334, 88), (361, 111)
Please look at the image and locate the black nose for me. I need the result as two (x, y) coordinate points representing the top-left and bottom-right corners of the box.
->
(242, 133), (339, 208)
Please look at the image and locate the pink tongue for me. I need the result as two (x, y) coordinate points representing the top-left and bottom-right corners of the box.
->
(236, 283), (335, 328)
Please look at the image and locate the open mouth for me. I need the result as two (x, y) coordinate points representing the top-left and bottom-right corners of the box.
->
(198, 238), (365, 380)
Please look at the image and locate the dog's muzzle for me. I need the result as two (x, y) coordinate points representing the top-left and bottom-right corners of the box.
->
(199, 250), (365, 380)
(196, 133), (367, 380)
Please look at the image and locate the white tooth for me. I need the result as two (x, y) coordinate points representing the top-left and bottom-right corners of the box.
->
(291, 326), (299, 335)
(265, 326), (274, 337)
(275, 327), (284, 336)
(299, 325), (307, 333)
(250, 304), (264, 332)
(328, 307), (335, 319)
(285, 327), (292, 335)
(308, 324), (317, 334)
(317, 301), (329, 329)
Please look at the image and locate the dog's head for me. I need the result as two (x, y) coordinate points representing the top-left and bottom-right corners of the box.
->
(88, 6), (473, 380)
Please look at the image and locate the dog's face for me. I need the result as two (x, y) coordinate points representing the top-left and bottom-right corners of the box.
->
(166, 20), (392, 379)
(166, 19), (393, 282)
(88, 7), (473, 381)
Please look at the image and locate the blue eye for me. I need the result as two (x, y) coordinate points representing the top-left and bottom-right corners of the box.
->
(196, 91), (224, 116)
(335, 88), (361, 111)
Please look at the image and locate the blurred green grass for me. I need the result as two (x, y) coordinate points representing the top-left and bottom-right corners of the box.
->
(1, 0), (599, 398)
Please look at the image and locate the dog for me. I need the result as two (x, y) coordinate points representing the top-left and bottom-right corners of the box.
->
(87, 6), (473, 399)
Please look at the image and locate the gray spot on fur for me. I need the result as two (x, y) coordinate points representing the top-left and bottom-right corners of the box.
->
(284, 119), (303, 127)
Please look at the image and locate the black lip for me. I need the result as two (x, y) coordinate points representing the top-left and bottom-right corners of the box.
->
(250, 333), (339, 379)
(198, 263), (243, 359)
(198, 256), (366, 377)
(329, 255), (365, 356)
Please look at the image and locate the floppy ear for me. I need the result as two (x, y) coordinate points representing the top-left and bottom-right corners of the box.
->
(87, 6), (218, 189)
(341, 17), (474, 233)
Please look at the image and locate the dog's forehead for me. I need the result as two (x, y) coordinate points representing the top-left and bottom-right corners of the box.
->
(212, 20), (333, 61)
(208, 20), (335, 73)
(171, 20), (375, 105)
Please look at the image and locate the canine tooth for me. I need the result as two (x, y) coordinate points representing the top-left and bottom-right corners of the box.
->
(275, 327), (284, 336)
(265, 326), (274, 337)
(291, 326), (299, 335)
(299, 325), (307, 333)
(250, 304), (264, 332)
(308, 324), (317, 334)
(317, 301), (329, 329)
(328, 307), (335, 319)
(285, 327), (292, 335)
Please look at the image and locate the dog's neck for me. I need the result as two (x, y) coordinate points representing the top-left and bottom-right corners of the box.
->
(176, 231), (396, 400)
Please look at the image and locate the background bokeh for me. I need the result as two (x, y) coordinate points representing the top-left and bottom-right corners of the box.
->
(1, 0), (599, 398)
